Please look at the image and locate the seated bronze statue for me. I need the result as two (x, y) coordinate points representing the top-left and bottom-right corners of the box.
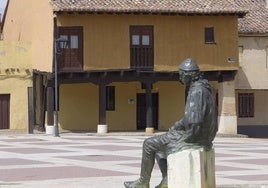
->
(124, 58), (218, 188)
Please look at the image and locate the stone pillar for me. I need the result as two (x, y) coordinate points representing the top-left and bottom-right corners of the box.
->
(98, 84), (108, 133)
(167, 147), (216, 188)
(46, 87), (55, 135)
(145, 83), (154, 133)
(218, 80), (237, 134)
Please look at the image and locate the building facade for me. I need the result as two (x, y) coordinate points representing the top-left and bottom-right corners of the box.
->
(236, 0), (268, 137)
(1, 0), (246, 134)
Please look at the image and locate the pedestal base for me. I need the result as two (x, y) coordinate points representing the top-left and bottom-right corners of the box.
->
(145, 127), (154, 133)
(97, 124), (108, 134)
(45, 125), (55, 135)
(167, 147), (216, 188)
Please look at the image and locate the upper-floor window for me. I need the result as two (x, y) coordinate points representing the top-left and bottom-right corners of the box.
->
(238, 93), (254, 118)
(58, 26), (83, 72)
(130, 26), (154, 70)
(205, 27), (215, 44)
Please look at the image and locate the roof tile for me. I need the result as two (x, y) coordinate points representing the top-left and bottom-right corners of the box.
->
(235, 0), (268, 34)
(50, 0), (247, 15)
(50, 0), (268, 34)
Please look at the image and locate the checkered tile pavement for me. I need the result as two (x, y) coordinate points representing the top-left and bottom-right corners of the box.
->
(0, 134), (267, 188)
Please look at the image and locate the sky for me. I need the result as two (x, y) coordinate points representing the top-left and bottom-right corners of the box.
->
(0, 0), (7, 17)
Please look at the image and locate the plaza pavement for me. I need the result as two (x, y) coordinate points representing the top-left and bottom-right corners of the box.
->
(0, 131), (267, 188)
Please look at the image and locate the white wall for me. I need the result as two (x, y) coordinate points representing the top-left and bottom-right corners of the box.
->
(236, 36), (268, 89)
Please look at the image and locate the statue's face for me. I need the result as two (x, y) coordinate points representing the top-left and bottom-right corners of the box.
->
(179, 70), (192, 86)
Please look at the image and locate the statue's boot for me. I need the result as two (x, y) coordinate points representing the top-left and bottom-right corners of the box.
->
(124, 154), (153, 188)
(155, 152), (168, 188)
(124, 138), (157, 188)
(155, 176), (168, 188)
(124, 179), (149, 188)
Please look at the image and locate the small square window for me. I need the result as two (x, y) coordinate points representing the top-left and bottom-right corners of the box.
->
(205, 27), (215, 44)
(70, 35), (78, 49)
(142, 35), (149, 45)
(132, 35), (140, 45)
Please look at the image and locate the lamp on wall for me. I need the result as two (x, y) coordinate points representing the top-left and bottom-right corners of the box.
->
(54, 36), (68, 137)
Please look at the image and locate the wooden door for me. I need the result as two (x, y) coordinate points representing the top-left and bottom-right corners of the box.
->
(136, 93), (158, 130)
(130, 26), (154, 70)
(58, 26), (83, 71)
(0, 94), (10, 129)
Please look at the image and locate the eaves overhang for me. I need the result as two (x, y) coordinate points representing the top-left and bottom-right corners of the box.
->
(51, 0), (248, 18)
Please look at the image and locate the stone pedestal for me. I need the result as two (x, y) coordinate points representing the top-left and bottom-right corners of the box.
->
(97, 124), (108, 133)
(45, 125), (55, 135)
(167, 147), (216, 188)
(145, 127), (154, 133)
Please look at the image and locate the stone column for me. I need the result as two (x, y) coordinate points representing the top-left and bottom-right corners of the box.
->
(145, 83), (154, 133)
(218, 80), (237, 134)
(45, 87), (55, 134)
(98, 84), (108, 133)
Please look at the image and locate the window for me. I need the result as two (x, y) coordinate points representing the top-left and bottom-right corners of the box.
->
(58, 26), (83, 71)
(130, 26), (154, 70)
(238, 93), (254, 118)
(106, 86), (115, 111)
(205, 27), (215, 44)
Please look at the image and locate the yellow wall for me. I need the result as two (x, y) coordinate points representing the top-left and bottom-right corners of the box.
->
(0, 41), (32, 130)
(0, 41), (32, 69)
(3, 0), (54, 71)
(1, 1), (239, 131)
(31, 0), (54, 71)
(0, 78), (31, 130)
(59, 82), (139, 131)
(106, 82), (138, 131)
(59, 81), (188, 131)
(3, 1), (239, 72)
(155, 81), (185, 130)
(57, 14), (239, 71)
(59, 83), (99, 131)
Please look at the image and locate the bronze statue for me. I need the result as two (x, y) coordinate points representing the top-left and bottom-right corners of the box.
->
(124, 58), (218, 188)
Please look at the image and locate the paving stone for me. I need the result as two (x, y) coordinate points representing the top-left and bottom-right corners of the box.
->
(0, 133), (266, 188)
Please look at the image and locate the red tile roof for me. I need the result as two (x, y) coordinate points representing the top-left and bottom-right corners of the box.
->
(236, 0), (268, 34)
(50, 0), (268, 34)
(51, 0), (247, 16)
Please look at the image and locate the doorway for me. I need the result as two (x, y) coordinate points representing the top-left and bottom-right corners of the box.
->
(0, 94), (10, 129)
(136, 93), (158, 130)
